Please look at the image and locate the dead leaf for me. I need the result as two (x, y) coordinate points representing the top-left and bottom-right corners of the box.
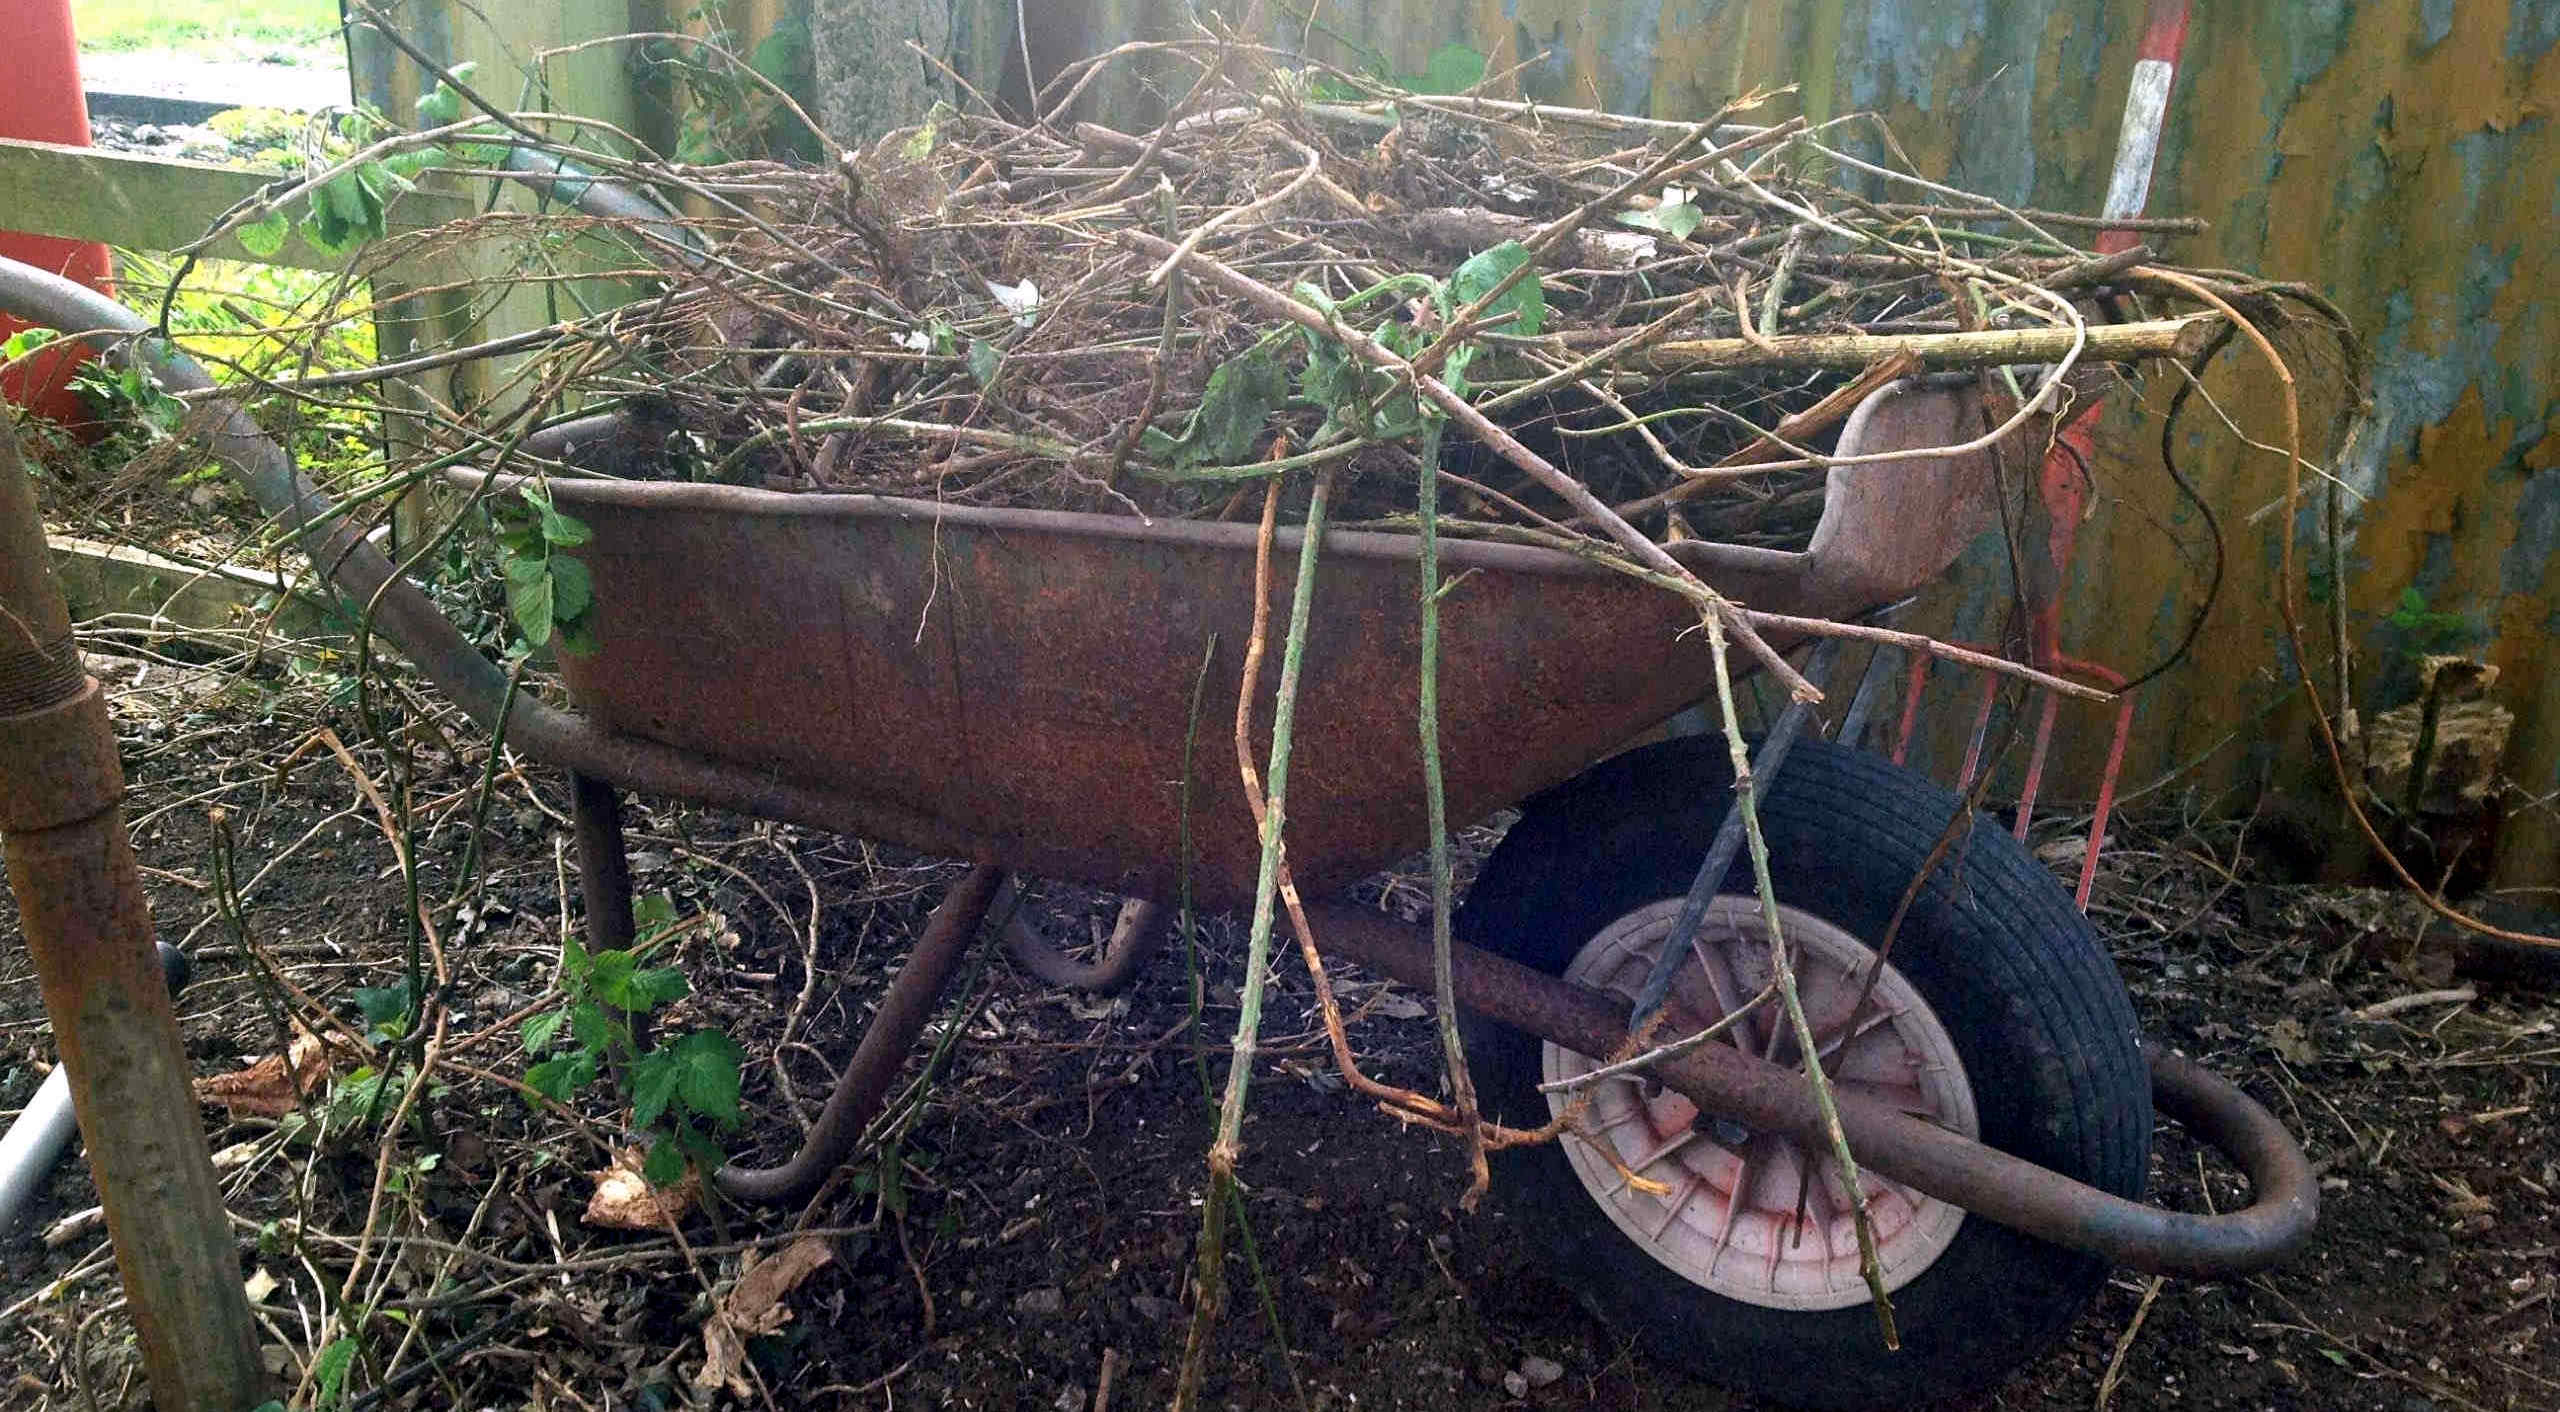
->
(693, 1237), (836, 1396)
(1370, 989), (1428, 1022)
(195, 1031), (335, 1117)
(582, 1148), (699, 1232)
(243, 1268), (279, 1304)
(2265, 1018), (2319, 1066)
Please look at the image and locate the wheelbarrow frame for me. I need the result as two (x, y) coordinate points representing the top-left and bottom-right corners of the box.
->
(0, 255), (2313, 1283)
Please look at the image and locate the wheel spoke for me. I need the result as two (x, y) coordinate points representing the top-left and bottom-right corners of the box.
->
(1650, 1173), (1700, 1241)
(1705, 1140), (1756, 1278)
(1622, 1124), (1703, 1178)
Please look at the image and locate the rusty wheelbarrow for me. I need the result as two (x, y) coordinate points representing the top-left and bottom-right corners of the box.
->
(0, 257), (2312, 1411)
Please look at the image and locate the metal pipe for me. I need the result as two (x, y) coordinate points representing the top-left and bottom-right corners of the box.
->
(0, 941), (188, 1232)
(0, 413), (267, 1408)
(714, 864), (1005, 1204)
(1002, 892), (1166, 994)
(1304, 902), (2316, 1277)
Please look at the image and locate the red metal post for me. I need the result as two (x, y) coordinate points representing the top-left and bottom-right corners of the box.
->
(0, 412), (267, 1408)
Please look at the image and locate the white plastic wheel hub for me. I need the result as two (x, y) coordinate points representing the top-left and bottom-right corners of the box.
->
(1542, 897), (1980, 1311)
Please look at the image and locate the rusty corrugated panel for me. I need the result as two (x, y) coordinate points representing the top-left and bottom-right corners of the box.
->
(996, 1), (2560, 885)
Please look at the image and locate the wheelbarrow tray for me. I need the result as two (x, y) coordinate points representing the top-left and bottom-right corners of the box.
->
(521, 383), (1997, 910)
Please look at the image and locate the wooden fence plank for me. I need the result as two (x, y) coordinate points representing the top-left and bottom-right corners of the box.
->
(0, 137), (476, 271)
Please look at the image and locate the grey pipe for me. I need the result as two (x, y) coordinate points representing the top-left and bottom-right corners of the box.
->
(0, 942), (189, 1233)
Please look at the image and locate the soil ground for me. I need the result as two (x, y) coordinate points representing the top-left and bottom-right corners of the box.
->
(1, 648), (2555, 1412)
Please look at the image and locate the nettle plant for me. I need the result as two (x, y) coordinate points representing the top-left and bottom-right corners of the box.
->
(490, 481), (601, 654)
(522, 893), (745, 1185)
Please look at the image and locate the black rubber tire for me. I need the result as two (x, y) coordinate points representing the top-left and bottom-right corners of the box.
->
(1458, 736), (2150, 1411)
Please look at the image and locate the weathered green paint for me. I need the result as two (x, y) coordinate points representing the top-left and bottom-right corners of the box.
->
(989, 1), (2560, 886)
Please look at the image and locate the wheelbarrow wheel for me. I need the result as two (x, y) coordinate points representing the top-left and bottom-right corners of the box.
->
(1458, 735), (2149, 1411)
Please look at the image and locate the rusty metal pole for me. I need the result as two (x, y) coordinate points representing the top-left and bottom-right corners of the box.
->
(0, 412), (267, 1409)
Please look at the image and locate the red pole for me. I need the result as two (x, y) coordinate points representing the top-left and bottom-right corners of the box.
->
(0, 410), (267, 1408)
(2037, 0), (2193, 661)
(0, 0), (115, 427)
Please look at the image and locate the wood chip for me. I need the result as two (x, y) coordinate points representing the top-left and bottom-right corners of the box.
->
(582, 1148), (700, 1231)
(694, 1236), (836, 1396)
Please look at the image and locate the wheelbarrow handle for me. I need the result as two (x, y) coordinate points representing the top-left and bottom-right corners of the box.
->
(0, 258), (995, 862)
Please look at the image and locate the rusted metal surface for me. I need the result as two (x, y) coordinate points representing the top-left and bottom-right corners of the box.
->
(1305, 902), (2317, 1277)
(569, 771), (638, 956)
(479, 379), (2004, 910)
(714, 864), (1004, 1204)
(0, 415), (267, 1409)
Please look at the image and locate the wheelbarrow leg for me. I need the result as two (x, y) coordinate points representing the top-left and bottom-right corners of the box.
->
(569, 772), (638, 956)
(717, 863), (1005, 1204)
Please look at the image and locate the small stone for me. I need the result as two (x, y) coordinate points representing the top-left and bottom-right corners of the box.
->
(132, 124), (161, 142)
(1502, 1370), (1529, 1397)
(1520, 1354), (1564, 1388)
(1015, 1286), (1064, 1317)
(1052, 1388), (1086, 1412)
(1129, 1293), (1179, 1324)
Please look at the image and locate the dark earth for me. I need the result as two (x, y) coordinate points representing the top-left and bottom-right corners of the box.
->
(1, 644), (2555, 1412)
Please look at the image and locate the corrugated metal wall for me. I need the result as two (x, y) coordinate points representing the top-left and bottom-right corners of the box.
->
(1000, 0), (2560, 886)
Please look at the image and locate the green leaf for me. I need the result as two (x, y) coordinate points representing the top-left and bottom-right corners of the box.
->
(593, 951), (688, 1012)
(1447, 240), (1545, 336)
(414, 62), (477, 127)
(667, 1029), (744, 1122)
(555, 615), (601, 658)
(630, 1047), (680, 1127)
(1616, 200), (1704, 242)
(567, 1002), (613, 1052)
(314, 1336), (360, 1408)
(634, 966), (691, 1010)
(531, 493), (593, 546)
(493, 520), (545, 557)
(587, 949), (635, 999)
(641, 1136), (689, 1186)
(355, 160), (412, 205)
(353, 980), (418, 1038)
(633, 891), (679, 933)
(505, 554), (555, 646)
(1405, 42), (1487, 96)
(2, 326), (59, 361)
(1187, 348), (1285, 466)
(966, 337), (1001, 388)
(524, 1053), (591, 1103)
(383, 147), (443, 179)
(900, 119), (938, 162)
(298, 206), (356, 257)
(521, 1010), (566, 1055)
(672, 1122), (726, 1173)
(236, 209), (290, 258)
(548, 553), (593, 623)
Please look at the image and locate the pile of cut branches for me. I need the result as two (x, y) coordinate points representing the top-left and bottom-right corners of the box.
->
(178, 33), (2286, 565)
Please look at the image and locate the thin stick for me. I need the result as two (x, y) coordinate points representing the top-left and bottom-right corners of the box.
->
(1704, 610), (1898, 1347)
(1175, 470), (1335, 1412)
(1414, 421), (1491, 1208)
(2094, 1275), (2166, 1412)
(1537, 981), (1778, 1094)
